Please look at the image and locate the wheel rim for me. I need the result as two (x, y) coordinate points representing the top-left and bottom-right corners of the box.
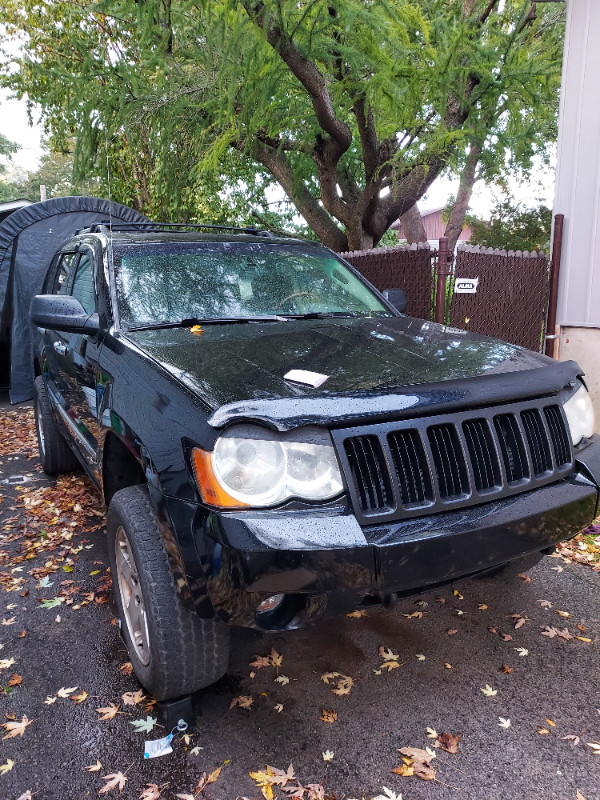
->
(115, 525), (151, 666)
(35, 399), (46, 458)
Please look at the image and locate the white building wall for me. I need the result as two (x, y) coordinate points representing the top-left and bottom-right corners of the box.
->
(554, 0), (600, 327)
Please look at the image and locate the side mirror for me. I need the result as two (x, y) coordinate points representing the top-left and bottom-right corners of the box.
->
(383, 288), (408, 314)
(30, 295), (100, 334)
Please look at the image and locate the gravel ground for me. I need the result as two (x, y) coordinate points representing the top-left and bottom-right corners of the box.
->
(1, 398), (599, 800)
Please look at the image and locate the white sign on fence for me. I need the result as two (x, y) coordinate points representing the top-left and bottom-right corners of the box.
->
(454, 277), (479, 294)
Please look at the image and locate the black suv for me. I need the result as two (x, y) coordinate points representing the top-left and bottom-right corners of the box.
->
(30, 222), (600, 701)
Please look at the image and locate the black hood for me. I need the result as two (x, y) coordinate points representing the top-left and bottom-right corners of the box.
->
(123, 316), (577, 430)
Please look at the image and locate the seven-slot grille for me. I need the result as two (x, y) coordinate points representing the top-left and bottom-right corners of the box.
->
(333, 400), (574, 525)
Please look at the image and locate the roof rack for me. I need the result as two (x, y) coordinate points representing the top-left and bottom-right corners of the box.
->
(78, 221), (276, 237)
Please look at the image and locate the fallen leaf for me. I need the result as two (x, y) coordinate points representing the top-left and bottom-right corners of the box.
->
(275, 674), (290, 686)
(230, 695), (253, 710)
(372, 789), (402, 800)
(538, 600), (552, 608)
(190, 746), (203, 755)
(519, 573), (532, 582)
(0, 759), (14, 775)
(478, 604), (488, 610)
(122, 690), (145, 706)
(319, 708), (337, 723)
(555, 610), (570, 618)
(481, 684), (498, 697)
(551, 565), (564, 573)
(545, 718), (557, 727)
(397, 746), (436, 781)
(17, 630), (26, 638)
(416, 653), (426, 661)
(447, 629), (458, 636)
(129, 716), (157, 733)
(15, 791), (32, 800)
(438, 732), (460, 753)
(0, 658), (16, 670)
(426, 727), (438, 738)
(500, 664), (514, 674)
(3, 716), (34, 739)
(250, 654), (271, 670)
(403, 611), (423, 619)
(541, 626), (573, 641)
(586, 741), (600, 754)
(97, 703), (120, 721)
(269, 648), (283, 668)
(537, 727), (550, 735)
(322, 750), (334, 762)
(8, 673), (22, 687)
(274, 703), (284, 713)
(391, 763), (414, 777)
(1, 617), (16, 626)
(574, 636), (593, 643)
(85, 760), (103, 772)
(139, 784), (161, 800)
(379, 646), (399, 662)
(346, 610), (366, 618)
(190, 325), (204, 335)
(576, 792), (587, 800)
(380, 659), (401, 671)
(514, 647), (529, 656)
(99, 771), (128, 794)
(562, 735), (580, 746)
(119, 662), (133, 676)
(498, 717), (511, 729)
(44, 696), (57, 705)
(453, 589), (464, 599)
(71, 690), (89, 704)
(57, 686), (78, 697)
(444, 663), (452, 669)
(488, 627), (498, 634)
(500, 633), (513, 642)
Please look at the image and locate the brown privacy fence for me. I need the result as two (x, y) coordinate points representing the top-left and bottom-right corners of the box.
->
(339, 243), (434, 321)
(450, 245), (550, 352)
(339, 239), (556, 353)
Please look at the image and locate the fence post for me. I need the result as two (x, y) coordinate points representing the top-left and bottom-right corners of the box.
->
(435, 236), (451, 324)
(545, 213), (564, 358)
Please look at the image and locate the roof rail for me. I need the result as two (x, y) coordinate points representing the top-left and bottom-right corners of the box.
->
(77, 221), (276, 237)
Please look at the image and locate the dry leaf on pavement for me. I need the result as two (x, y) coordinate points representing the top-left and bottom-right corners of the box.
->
(85, 760), (103, 772)
(96, 703), (121, 721)
(140, 783), (161, 800)
(122, 690), (145, 706)
(230, 695), (253, 710)
(481, 684), (497, 697)
(319, 708), (337, 723)
(99, 772), (128, 794)
(57, 686), (78, 697)
(2, 716), (34, 739)
(71, 690), (89, 704)
(396, 746), (436, 781)
(437, 732), (460, 753)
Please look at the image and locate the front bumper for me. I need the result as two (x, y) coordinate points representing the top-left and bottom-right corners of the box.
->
(168, 435), (600, 630)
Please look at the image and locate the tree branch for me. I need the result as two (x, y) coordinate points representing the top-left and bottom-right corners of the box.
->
(249, 138), (347, 251)
(241, 1), (352, 153)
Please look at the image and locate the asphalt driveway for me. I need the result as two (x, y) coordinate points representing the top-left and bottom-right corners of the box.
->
(1, 399), (599, 800)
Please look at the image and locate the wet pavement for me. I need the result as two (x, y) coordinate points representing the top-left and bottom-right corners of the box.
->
(1, 398), (600, 800)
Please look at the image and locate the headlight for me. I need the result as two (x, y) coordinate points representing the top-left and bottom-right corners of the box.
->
(192, 425), (344, 508)
(563, 384), (595, 446)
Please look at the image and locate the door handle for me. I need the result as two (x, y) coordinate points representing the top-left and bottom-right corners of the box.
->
(53, 342), (68, 355)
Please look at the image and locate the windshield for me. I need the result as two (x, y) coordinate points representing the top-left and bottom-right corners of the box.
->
(113, 240), (390, 327)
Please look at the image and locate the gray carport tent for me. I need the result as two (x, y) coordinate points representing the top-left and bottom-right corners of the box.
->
(0, 196), (149, 403)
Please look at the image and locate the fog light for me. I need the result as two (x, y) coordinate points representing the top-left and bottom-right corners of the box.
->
(257, 594), (285, 614)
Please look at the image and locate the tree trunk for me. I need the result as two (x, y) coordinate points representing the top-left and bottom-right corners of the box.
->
(399, 203), (428, 244)
(346, 223), (374, 252)
(444, 143), (482, 252)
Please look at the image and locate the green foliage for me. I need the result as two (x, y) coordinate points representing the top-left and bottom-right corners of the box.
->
(469, 201), (552, 252)
(0, 129), (20, 178)
(0, 1), (564, 249)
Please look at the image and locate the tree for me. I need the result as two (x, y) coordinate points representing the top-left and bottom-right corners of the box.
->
(468, 200), (552, 252)
(1, 1), (564, 250)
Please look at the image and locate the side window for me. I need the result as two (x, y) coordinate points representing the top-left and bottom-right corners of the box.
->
(71, 253), (96, 315)
(51, 253), (78, 295)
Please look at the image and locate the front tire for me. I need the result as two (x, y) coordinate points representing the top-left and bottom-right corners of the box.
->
(106, 485), (230, 700)
(33, 376), (80, 475)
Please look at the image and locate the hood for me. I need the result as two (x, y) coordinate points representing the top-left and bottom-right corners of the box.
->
(124, 316), (578, 430)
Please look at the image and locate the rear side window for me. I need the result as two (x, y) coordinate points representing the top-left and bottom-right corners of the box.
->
(52, 252), (78, 295)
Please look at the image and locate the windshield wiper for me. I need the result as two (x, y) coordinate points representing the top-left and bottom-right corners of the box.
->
(126, 315), (285, 332)
(277, 311), (381, 320)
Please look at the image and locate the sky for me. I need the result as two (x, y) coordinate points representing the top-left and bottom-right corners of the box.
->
(0, 88), (556, 219)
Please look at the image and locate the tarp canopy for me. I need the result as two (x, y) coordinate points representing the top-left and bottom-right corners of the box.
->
(0, 196), (149, 403)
